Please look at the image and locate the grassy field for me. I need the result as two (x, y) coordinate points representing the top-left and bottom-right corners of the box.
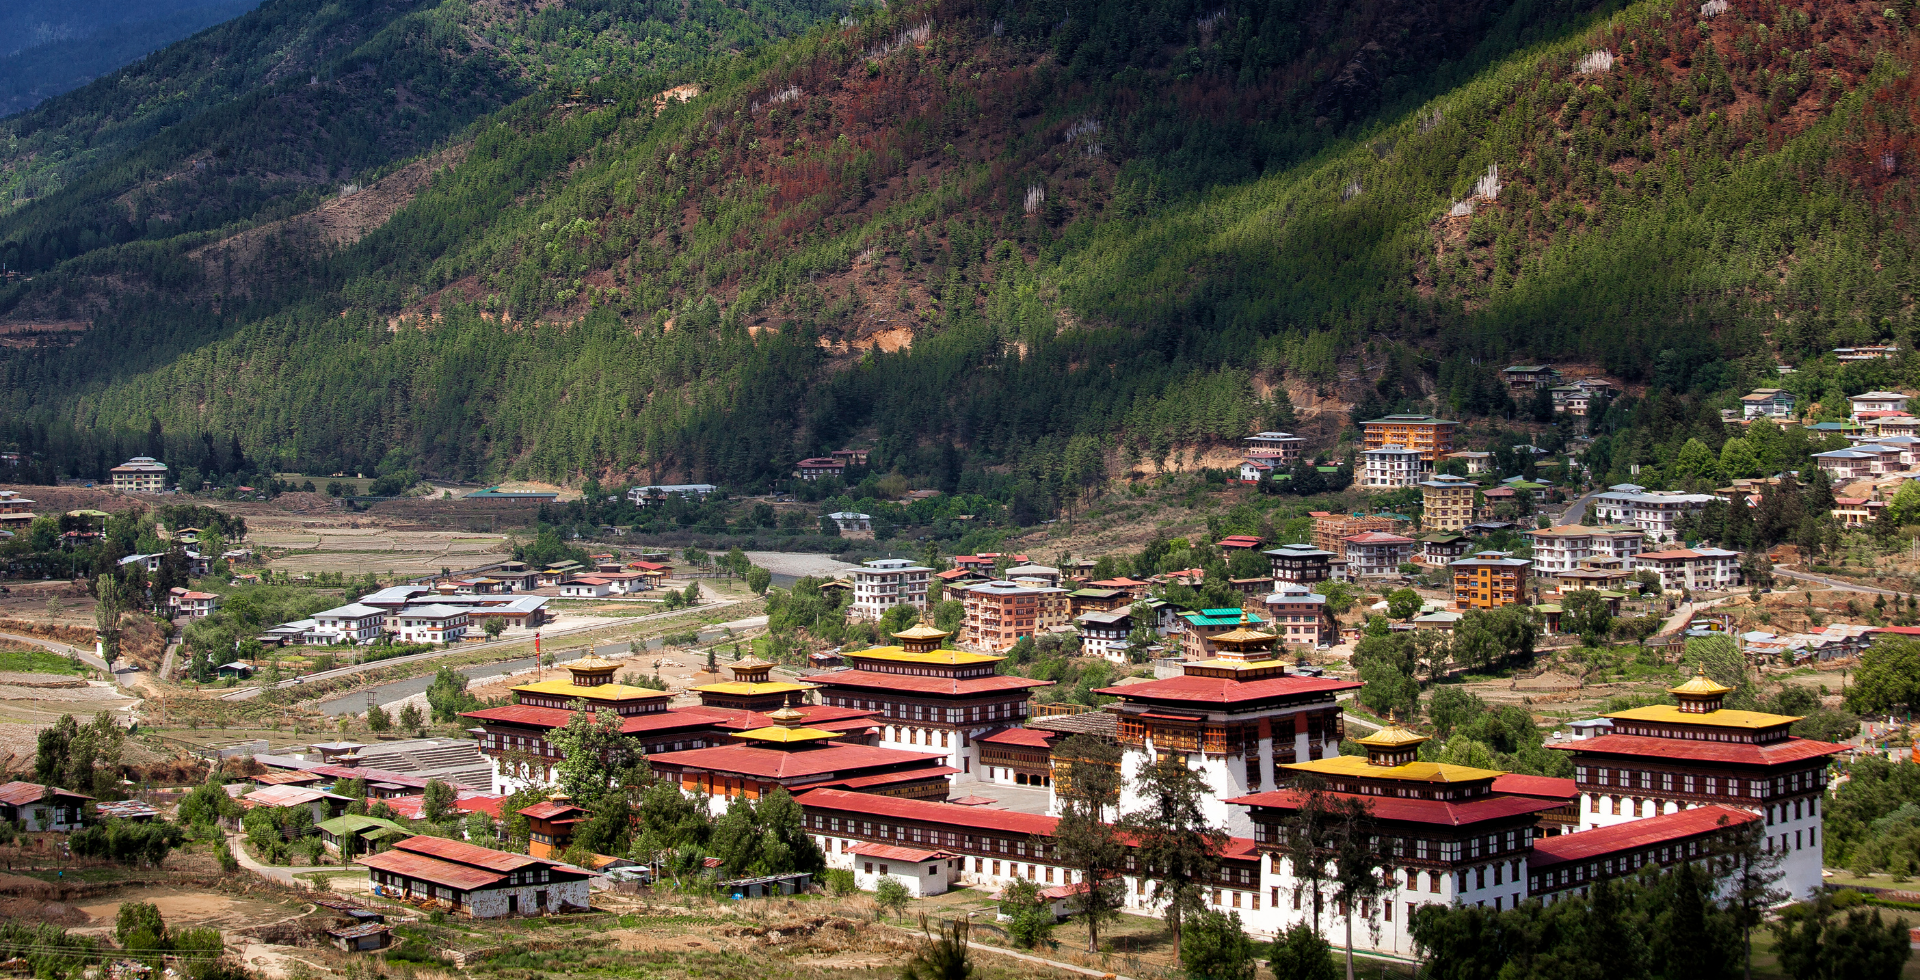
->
(0, 649), (86, 675)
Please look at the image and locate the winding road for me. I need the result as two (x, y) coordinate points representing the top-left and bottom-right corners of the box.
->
(1774, 567), (1906, 597)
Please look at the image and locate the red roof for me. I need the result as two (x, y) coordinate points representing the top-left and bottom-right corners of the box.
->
(392, 835), (542, 873)
(380, 793), (508, 820)
(253, 772), (323, 786)
(936, 568), (980, 581)
(1095, 674), (1360, 706)
(1490, 774), (1578, 801)
(796, 788), (1061, 837)
(0, 780), (92, 806)
(359, 849), (504, 891)
(811, 670), (1054, 696)
(1529, 805), (1759, 869)
(1090, 578), (1148, 588)
(647, 742), (949, 780)
(1635, 549), (1703, 561)
(518, 801), (589, 821)
(1550, 734), (1846, 766)
(978, 727), (1058, 747)
(849, 842), (951, 863)
(463, 703), (737, 735)
(1226, 789), (1567, 827)
(830, 766), (959, 790)
(708, 705), (879, 733)
(1218, 536), (1263, 549)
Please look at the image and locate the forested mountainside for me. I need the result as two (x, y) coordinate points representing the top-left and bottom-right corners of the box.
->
(0, 0), (849, 266)
(0, 0), (261, 119)
(1, 0), (1917, 497)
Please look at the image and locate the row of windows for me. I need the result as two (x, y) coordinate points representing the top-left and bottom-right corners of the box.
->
(1579, 767), (1825, 797)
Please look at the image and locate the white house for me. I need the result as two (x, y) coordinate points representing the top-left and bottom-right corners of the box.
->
(1851, 391), (1910, 418)
(625, 484), (717, 506)
(1522, 525), (1646, 576)
(1360, 445), (1424, 489)
(392, 605), (470, 643)
(1075, 608), (1134, 663)
(0, 781), (93, 831)
(559, 576), (614, 598)
(1812, 448), (1877, 481)
(312, 603), (388, 645)
(1740, 388), (1796, 419)
(1243, 432), (1305, 462)
(847, 842), (957, 897)
(1631, 548), (1744, 592)
(1589, 486), (1715, 543)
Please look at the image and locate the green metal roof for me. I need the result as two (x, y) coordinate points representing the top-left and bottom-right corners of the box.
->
(318, 815), (410, 837)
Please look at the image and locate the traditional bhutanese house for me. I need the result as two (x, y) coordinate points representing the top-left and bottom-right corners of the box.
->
(1088, 576), (1151, 600)
(1551, 670), (1845, 900)
(691, 656), (814, 712)
(0, 781), (93, 831)
(809, 627), (1053, 784)
(1065, 587), (1130, 617)
(1527, 804), (1760, 903)
(646, 700), (956, 813)
(519, 797), (591, 859)
(976, 726), (1060, 788)
(240, 785), (352, 828)
(1094, 640), (1361, 836)
(465, 655), (739, 794)
(1230, 723), (1572, 952)
(359, 835), (595, 918)
(1179, 608), (1272, 661)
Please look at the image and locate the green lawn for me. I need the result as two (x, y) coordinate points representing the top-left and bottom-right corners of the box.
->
(0, 649), (87, 675)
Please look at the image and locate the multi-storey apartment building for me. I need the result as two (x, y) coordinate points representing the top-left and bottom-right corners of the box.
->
(1343, 531), (1414, 577)
(1420, 474), (1477, 531)
(1523, 524), (1647, 577)
(1361, 415), (1458, 463)
(1310, 512), (1405, 556)
(1244, 432), (1305, 462)
(1262, 582), (1336, 648)
(1361, 445), (1424, 489)
(1740, 388), (1796, 419)
(1450, 552), (1532, 610)
(1631, 548), (1744, 592)
(110, 456), (168, 492)
(961, 580), (1070, 652)
(849, 558), (933, 621)
(1589, 485), (1715, 543)
(1266, 543), (1335, 584)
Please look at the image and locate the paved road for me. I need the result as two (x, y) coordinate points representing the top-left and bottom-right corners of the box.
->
(1556, 489), (1603, 526)
(220, 597), (752, 701)
(0, 630), (114, 676)
(307, 614), (769, 716)
(1776, 567), (1903, 597)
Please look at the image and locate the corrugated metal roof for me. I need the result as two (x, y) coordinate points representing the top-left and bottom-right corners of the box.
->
(358, 849), (505, 891)
(392, 835), (540, 872)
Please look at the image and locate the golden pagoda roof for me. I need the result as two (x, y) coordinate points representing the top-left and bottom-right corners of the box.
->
(566, 654), (622, 672)
(512, 679), (668, 701)
(891, 624), (953, 641)
(1188, 657), (1288, 671)
(1606, 705), (1801, 729)
(1211, 627), (1279, 644)
(1356, 723), (1430, 750)
(844, 646), (1002, 666)
(731, 725), (839, 744)
(693, 680), (813, 697)
(1668, 669), (1733, 697)
(729, 655), (774, 670)
(1285, 755), (1503, 783)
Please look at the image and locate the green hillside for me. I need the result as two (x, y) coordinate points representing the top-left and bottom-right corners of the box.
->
(0, 0), (849, 272)
(2, 0), (1916, 499)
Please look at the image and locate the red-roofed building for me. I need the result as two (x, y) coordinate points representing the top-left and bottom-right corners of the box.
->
(1095, 648), (1360, 837)
(793, 458), (845, 480)
(1342, 531), (1415, 577)
(359, 835), (595, 917)
(1528, 805), (1759, 902)
(647, 710), (956, 812)
(1552, 670), (1844, 900)
(379, 791), (508, 823)
(811, 626), (1052, 786)
(976, 726), (1060, 789)
(0, 781), (93, 831)
(1217, 535), (1263, 550)
(850, 841), (959, 896)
